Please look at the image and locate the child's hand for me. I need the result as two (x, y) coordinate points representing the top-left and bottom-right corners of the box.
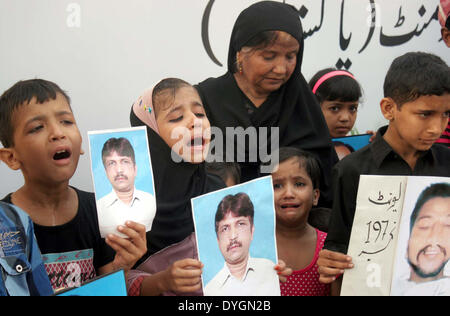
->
(161, 259), (204, 294)
(106, 221), (147, 273)
(317, 249), (353, 284)
(274, 260), (292, 283)
(365, 130), (376, 143)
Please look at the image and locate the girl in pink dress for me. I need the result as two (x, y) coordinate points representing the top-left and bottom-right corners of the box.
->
(270, 147), (332, 296)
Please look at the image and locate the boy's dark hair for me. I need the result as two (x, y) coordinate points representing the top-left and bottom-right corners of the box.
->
(152, 78), (192, 118)
(206, 162), (241, 185)
(384, 52), (450, 108)
(101, 137), (136, 166)
(269, 147), (321, 190)
(410, 183), (450, 233)
(215, 193), (254, 234)
(309, 68), (362, 104)
(0, 79), (71, 148)
(446, 15), (450, 29)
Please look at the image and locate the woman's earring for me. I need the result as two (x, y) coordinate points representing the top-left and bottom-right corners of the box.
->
(236, 53), (243, 74)
(238, 60), (243, 74)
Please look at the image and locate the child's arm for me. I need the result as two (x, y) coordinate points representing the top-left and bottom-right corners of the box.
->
(317, 249), (353, 284)
(138, 259), (204, 296)
(99, 221), (147, 275)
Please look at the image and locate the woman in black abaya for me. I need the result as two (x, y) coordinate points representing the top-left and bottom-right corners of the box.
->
(196, 1), (337, 207)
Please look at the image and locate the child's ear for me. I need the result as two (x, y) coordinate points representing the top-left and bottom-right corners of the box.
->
(312, 188), (320, 206)
(380, 97), (397, 121)
(0, 148), (21, 170)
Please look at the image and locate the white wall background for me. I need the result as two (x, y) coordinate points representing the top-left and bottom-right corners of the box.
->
(1, 0), (448, 194)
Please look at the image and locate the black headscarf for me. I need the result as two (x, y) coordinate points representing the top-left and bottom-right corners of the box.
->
(130, 101), (224, 259)
(196, 1), (337, 207)
(227, 0), (305, 72)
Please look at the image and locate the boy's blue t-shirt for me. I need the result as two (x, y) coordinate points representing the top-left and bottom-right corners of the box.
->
(0, 201), (53, 296)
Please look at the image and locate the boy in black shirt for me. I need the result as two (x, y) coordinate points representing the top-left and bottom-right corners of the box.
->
(0, 79), (147, 292)
(317, 52), (450, 289)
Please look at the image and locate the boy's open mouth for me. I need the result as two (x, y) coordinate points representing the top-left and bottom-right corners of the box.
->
(53, 149), (71, 161)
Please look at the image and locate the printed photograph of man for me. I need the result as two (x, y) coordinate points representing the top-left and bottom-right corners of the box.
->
(204, 192), (279, 296)
(96, 137), (156, 237)
(392, 181), (450, 296)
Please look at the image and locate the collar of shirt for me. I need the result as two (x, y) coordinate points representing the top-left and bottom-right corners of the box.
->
(370, 126), (436, 169)
(217, 256), (256, 288)
(103, 188), (141, 208)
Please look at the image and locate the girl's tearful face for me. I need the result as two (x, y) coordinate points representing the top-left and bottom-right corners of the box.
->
(155, 86), (211, 164)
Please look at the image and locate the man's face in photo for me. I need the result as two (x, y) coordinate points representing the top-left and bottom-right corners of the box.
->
(407, 197), (450, 281)
(217, 212), (254, 266)
(104, 151), (137, 193)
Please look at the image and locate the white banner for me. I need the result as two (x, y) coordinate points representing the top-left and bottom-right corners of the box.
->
(0, 0), (448, 193)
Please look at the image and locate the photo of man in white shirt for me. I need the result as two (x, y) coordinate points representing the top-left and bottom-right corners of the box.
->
(97, 137), (156, 237)
(204, 193), (279, 296)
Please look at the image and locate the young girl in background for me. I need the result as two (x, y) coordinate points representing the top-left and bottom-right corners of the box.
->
(270, 147), (332, 296)
(309, 68), (363, 139)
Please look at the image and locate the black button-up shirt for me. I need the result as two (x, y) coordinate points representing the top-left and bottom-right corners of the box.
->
(324, 127), (450, 254)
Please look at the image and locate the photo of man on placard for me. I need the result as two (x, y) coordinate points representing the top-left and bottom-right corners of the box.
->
(191, 176), (280, 297)
(88, 128), (156, 238)
(205, 193), (279, 296)
(391, 180), (450, 296)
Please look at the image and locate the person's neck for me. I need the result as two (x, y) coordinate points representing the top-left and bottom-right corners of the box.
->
(16, 180), (71, 209)
(276, 219), (314, 240)
(233, 73), (269, 108)
(226, 255), (250, 280)
(12, 180), (75, 226)
(383, 126), (421, 170)
(115, 188), (135, 206)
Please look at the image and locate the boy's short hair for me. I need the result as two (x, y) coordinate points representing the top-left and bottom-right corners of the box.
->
(206, 162), (241, 185)
(0, 79), (71, 148)
(268, 147), (321, 190)
(101, 137), (136, 166)
(383, 52), (450, 108)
